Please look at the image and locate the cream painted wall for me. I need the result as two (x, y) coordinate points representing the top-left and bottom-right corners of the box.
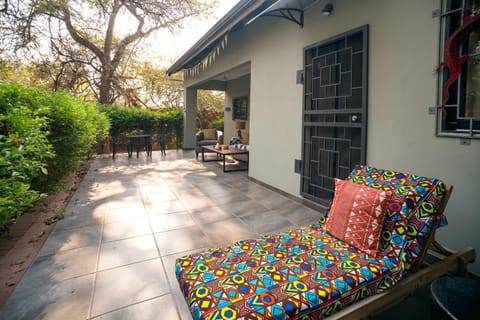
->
(182, 0), (480, 273)
(225, 75), (251, 141)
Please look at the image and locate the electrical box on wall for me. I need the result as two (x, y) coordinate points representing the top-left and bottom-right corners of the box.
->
(296, 70), (304, 84)
(294, 159), (302, 173)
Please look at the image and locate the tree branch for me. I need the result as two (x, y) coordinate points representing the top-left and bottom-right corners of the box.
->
(61, 6), (103, 61)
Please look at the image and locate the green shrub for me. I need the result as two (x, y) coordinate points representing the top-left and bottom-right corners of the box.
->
(0, 83), (110, 233)
(209, 118), (224, 131)
(0, 83), (54, 233)
(35, 92), (110, 190)
(99, 105), (183, 148)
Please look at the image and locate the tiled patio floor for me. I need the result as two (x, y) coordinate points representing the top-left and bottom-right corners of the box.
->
(0, 150), (434, 319)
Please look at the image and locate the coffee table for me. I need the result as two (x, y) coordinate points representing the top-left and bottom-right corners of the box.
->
(201, 145), (249, 172)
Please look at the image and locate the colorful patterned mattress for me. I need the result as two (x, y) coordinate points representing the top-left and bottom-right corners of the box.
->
(175, 165), (448, 319)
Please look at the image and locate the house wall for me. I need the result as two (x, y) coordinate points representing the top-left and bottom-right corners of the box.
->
(225, 75), (251, 141)
(183, 0), (480, 273)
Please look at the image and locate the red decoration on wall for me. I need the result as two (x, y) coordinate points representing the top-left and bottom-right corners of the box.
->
(436, 10), (480, 117)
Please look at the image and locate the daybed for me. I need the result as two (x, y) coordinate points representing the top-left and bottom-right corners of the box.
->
(175, 165), (475, 319)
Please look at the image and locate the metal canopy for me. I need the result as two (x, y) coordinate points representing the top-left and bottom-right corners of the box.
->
(252, 0), (320, 27)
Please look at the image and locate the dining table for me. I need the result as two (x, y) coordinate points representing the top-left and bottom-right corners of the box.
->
(128, 134), (152, 158)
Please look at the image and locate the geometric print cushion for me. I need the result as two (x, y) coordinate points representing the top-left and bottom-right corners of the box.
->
(346, 165), (448, 273)
(176, 223), (403, 320)
(325, 179), (391, 257)
(402, 181), (447, 271)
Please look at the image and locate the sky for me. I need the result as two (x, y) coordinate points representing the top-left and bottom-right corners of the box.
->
(140, 1), (240, 67)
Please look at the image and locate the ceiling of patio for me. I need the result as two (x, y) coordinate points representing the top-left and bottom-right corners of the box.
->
(195, 62), (251, 91)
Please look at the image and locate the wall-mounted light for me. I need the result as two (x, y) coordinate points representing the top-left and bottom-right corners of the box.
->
(322, 3), (334, 16)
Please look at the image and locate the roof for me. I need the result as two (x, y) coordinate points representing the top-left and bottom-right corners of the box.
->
(166, 0), (276, 76)
(166, 0), (322, 77)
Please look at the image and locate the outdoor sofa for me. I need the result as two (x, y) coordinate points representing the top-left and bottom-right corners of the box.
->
(195, 129), (224, 158)
(175, 165), (475, 319)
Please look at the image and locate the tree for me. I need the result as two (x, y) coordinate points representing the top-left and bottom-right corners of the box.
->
(196, 90), (224, 129)
(1, 0), (215, 104)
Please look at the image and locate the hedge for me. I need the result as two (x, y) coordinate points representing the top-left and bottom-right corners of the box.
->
(99, 105), (184, 149)
(0, 83), (110, 234)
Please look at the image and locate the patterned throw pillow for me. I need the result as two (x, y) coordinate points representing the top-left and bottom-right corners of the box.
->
(346, 165), (447, 273)
(203, 129), (217, 140)
(324, 179), (392, 257)
(242, 132), (249, 144)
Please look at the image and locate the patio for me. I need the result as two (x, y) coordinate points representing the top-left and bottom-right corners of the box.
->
(0, 150), (435, 319)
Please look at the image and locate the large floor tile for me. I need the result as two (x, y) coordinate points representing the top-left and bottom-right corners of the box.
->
(200, 218), (257, 246)
(241, 211), (295, 234)
(280, 205), (324, 227)
(13, 246), (97, 292)
(177, 195), (216, 211)
(92, 294), (179, 320)
(38, 224), (102, 257)
(55, 208), (104, 231)
(98, 235), (159, 270)
(103, 193), (144, 210)
(0, 274), (94, 320)
(102, 219), (152, 242)
(149, 211), (196, 232)
(145, 199), (186, 215)
(218, 199), (270, 218)
(103, 204), (147, 224)
(141, 189), (177, 203)
(91, 259), (169, 317)
(189, 206), (234, 225)
(155, 226), (212, 256)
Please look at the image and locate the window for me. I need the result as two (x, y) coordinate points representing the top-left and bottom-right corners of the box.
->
(437, 0), (480, 138)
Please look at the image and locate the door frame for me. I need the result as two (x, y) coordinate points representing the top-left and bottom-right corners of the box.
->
(300, 25), (369, 205)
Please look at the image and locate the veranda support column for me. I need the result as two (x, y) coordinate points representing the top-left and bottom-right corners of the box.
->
(183, 87), (197, 149)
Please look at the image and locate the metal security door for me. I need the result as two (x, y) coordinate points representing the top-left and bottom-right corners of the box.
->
(301, 26), (368, 205)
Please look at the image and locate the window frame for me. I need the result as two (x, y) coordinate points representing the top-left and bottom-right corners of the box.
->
(436, 0), (480, 139)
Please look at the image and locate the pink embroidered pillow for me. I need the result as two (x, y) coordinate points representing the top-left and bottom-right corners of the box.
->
(325, 179), (392, 256)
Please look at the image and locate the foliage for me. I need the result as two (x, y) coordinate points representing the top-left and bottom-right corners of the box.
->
(196, 90), (224, 129)
(0, 0), (216, 104)
(0, 82), (110, 234)
(99, 105), (184, 148)
(36, 91), (110, 190)
(123, 62), (184, 109)
(0, 83), (54, 233)
(209, 118), (224, 131)
(106, 61), (184, 109)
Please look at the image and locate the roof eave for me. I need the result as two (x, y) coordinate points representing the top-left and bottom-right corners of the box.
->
(166, 0), (275, 76)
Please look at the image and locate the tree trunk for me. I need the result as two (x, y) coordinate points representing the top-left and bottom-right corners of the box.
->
(99, 73), (111, 104)
(99, 61), (112, 104)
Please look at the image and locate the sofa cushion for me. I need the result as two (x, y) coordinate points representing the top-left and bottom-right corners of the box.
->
(197, 140), (218, 146)
(325, 179), (391, 257)
(203, 129), (217, 140)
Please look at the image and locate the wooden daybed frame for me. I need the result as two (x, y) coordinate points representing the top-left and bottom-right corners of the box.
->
(329, 186), (476, 319)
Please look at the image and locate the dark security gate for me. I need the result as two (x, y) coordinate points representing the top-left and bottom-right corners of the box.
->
(301, 26), (368, 205)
